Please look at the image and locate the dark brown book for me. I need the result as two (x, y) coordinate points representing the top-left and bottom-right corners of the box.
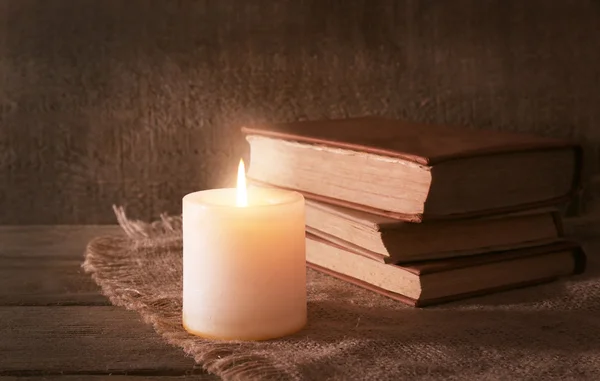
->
(306, 234), (585, 307)
(305, 199), (564, 263)
(243, 117), (581, 222)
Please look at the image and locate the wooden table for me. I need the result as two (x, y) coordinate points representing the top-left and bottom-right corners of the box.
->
(0, 226), (218, 380)
(2, 224), (597, 380)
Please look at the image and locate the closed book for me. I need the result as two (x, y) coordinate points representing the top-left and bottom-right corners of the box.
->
(306, 234), (585, 307)
(305, 199), (564, 263)
(243, 117), (581, 222)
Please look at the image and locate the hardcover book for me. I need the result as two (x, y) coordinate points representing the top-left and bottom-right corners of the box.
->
(305, 199), (564, 263)
(306, 234), (585, 307)
(243, 117), (581, 222)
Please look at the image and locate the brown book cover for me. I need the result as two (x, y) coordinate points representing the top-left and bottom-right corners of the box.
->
(306, 233), (586, 307)
(243, 117), (582, 222)
(242, 116), (581, 166)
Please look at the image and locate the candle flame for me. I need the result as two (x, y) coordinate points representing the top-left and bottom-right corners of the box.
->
(236, 159), (248, 207)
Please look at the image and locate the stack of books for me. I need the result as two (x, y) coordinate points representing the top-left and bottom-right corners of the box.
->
(242, 117), (586, 306)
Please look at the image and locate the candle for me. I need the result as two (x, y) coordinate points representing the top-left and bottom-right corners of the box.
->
(182, 159), (307, 341)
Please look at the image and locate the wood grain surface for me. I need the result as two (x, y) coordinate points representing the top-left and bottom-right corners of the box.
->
(0, 226), (217, 380)
(0, 307), (199, 375)
(1, 0), (599, 224)
(0, 374), (192, 381)
(0, 226), (119, 305)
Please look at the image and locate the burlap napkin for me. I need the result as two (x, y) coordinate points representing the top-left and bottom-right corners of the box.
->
(83, 207), (600, 381)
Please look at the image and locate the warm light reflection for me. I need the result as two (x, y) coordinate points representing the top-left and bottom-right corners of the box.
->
(236, 159), (248, 207)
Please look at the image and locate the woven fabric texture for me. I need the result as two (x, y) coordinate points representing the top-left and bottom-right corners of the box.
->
(82, 207), (600, 380)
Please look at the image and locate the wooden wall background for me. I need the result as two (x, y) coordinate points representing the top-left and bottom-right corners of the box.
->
(1, 0), (599, 224)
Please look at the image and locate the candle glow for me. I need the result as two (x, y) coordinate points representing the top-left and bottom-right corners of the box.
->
(236, 159), (248, 207)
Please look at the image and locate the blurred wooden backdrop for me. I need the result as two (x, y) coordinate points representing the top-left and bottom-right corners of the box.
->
(1, 0), (599, 224)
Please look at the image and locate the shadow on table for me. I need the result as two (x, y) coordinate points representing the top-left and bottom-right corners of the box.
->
(298, 255), (600, 353)
(305, 297), (599, 346)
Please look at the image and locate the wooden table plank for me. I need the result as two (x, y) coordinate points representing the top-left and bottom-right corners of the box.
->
(0, 226), (120, 306)
(0, 256), (108, 306)
(0, 225), (122, 258)
(0, 306), (213, 377)
(0, 377), (201, 380)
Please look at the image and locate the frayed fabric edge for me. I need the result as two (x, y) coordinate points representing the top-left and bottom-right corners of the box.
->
(112, 205), (182, 240)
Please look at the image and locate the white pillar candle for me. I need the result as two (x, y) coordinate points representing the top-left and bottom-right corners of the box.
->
(182, 160), (306, 341)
